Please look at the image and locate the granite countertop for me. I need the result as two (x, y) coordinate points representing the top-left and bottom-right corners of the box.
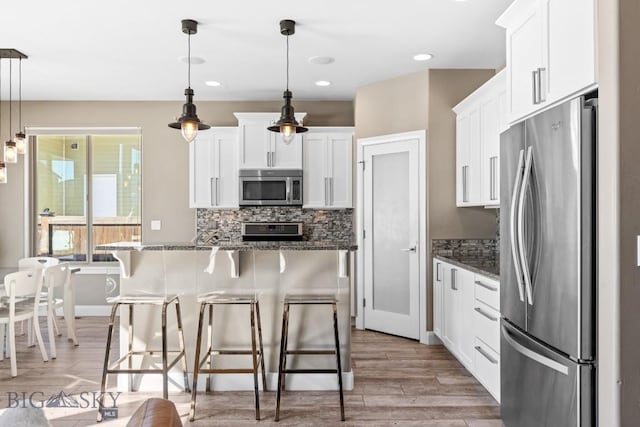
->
(97, 240), (358, 251)
(433, 253), (500, 280)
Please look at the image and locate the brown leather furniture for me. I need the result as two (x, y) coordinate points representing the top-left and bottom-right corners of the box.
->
(126, 398), (182, 427)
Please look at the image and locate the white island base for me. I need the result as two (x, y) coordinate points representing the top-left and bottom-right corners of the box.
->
(106, 245), (353, 393)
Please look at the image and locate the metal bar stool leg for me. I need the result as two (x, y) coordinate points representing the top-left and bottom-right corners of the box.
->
(255, 300), (267, 391)
(332, 302), (345, 421)
(275, 302), (290, 422)
(175, 299), (191, 393)
(205, 304), (213, 393)
(190, 302), (207, 422)
(128, 304), (134, 391)
(161, 302), (169, 400)
(250, 302), (260, 420)
(97, 303), (119, 423)
(280, 302), (290, 392)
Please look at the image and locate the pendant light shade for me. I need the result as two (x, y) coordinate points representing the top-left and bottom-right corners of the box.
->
(15, 58), (26, 154)
(267, 19), (307, 144)
(168, 19), (210, 143)
(4, 141), (18, 164)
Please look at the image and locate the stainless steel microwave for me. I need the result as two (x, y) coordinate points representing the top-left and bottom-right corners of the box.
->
(239, 169), (303, 206)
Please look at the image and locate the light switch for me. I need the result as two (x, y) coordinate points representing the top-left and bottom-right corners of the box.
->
(151, 220), (161, 231)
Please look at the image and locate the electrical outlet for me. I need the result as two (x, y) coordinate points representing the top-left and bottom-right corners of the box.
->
(151, 220), (161, 231)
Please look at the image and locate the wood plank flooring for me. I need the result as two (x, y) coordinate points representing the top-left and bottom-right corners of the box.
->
(0, 317), (501, 426)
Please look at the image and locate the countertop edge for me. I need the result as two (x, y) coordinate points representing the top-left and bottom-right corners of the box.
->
(96, 241), (358, 251)
(433, 254), (500, 281)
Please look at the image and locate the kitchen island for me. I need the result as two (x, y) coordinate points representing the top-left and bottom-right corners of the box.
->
(97, 241), (356, 392)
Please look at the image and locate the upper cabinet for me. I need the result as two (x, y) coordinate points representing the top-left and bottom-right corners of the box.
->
(454, 70), (506, 207)
(234, 112), (306, 169)
(496, 0), (596, 124)
(189, 127), (239, 209)
(303, 128), (353, 209)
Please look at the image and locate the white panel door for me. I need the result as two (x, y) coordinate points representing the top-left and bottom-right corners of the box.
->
(363, 137), (420, 339)
(481, 97), (500, 205)
(328, 133), (353, 208)
(303, 133), (329, 208)
(457, 267), (476, 371)
(442, 263), (459, 351)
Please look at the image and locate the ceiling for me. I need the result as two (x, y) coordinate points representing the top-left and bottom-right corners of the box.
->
(0, 0), (511, 101)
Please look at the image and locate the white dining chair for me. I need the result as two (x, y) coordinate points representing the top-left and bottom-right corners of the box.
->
(18, 257), (63, 337)
(42, 263), (78, 358)
(0, 270), (49, 377)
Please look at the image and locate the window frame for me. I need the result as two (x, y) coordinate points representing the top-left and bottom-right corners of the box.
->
(26, 127), (143, 265)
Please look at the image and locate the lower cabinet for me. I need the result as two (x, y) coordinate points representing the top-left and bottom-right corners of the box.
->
(432, 258), (501, 402)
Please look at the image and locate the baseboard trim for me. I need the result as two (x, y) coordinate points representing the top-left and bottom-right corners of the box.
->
(424, 331), (443, 345)
(117, 371), (354, 392)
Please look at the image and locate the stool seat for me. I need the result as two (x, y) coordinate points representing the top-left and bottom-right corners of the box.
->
(107, 294), (179, 305)
(283, 294), (338, 304)
(197, 292), (256, 304)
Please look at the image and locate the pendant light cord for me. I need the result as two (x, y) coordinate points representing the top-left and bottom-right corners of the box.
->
(8, 59), (11, 137)
(18, 58), (22, 130)
(286, 34), (290, 91)
(187, 31), (191, 89)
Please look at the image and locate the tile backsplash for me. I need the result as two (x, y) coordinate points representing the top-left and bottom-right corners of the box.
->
(432, 238), (498, 259)
(196, 208), (353, 244)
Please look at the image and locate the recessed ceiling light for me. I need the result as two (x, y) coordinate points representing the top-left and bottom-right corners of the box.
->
(413, 53), (433, 62)
(308, 56), (335, 65)
(315, 80), (331, 87)
(180, 56), (205, 65)
(205, 81), (221, 87)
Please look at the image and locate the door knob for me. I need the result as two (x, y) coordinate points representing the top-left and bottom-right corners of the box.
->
(400, 246), (417, 252)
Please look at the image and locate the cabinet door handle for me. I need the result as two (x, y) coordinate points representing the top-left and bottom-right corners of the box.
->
(324, 177), (329, 206)
(475, 280), (498, 292)
(475, 346), (499, 364)
(267, 151), (271, 167)
(532, 70), (539, 104)
(329, 177), (334, 205)
(462, 166), (469, 202)
(216, 177), (220, 205)
(475, 307), (498, 322)
(436, 262), (442, 281)
(490, 156), (498, 201)
(451, 268), (457, 290)
(537, 67), (546, 103)
(214, 177), (217, 206)
(271, 151), (276, 167)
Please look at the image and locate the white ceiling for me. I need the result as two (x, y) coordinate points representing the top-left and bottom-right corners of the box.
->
(0, 0), (511, 101)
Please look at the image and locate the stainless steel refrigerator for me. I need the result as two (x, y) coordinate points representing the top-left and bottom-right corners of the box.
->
(500, 95), (597, 427)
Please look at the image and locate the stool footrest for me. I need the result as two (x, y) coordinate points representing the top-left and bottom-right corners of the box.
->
(285, 349), (336, 355)
(197, 368), (257, 374)
(206, 349), (262, 356)
(109, 351), (186, 372)
(283, 369), (339, 374)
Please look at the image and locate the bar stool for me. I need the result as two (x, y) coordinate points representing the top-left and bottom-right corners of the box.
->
(275, 248), (345, 422)
(97, 248), (190, 423)
(189, 248), (266, 422)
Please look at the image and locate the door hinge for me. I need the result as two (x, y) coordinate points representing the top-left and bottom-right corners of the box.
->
(363, 230), (366, 239)
(358, 160), (365, 170)
(363, 298), (366, 308)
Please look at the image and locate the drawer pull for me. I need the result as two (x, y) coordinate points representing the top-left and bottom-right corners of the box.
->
(475, 280), (498, 292)
(475, 345), (498, 364)
(475, 307), (498, 322)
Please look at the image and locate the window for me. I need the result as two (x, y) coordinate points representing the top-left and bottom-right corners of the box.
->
(30, 128), (142, 263)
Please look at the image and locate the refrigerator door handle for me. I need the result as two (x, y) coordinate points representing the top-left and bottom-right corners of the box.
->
(517, 146), (535, 305)
(502, 324), (569, 375)
(509, 149), (526, 302)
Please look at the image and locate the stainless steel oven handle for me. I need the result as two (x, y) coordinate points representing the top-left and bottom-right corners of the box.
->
(510, 149), (526, 302)
(286, 177), (291, 203)
(502, 324), (568, 375)
(517, 146), (534, 305)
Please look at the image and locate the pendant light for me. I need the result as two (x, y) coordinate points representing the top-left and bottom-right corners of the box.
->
(15, 58), (26, 155)
(4, 58), (17, 164)
(0, 161), (6, 184)
(168, 19), (210, 143)
(267, 19), (308, 144)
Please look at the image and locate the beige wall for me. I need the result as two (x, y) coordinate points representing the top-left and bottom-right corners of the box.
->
(0, 100), (353, 274)
(353, 69), (497, 332)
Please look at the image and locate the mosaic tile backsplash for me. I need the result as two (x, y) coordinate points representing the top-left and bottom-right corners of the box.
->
(432, 238), (498, 260)
(196, 208), (354, 244)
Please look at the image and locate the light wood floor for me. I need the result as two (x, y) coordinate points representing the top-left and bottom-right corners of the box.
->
(0, 317), (501, 426)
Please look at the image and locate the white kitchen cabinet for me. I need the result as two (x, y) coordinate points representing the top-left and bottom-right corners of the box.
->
(234, 112), (306, 170)
(496, 0), (596, 124)
(303, 127), (353, 209)
(433, 258), (501, 402)
(454, 70), (506, 207)
(189, 127), (239, 209)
